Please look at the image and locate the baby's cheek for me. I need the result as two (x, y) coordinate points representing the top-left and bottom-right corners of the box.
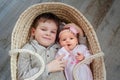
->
(60, 42), (66, 47)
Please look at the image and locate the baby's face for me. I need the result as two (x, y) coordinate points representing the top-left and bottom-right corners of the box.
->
(59, 31), (78, 50)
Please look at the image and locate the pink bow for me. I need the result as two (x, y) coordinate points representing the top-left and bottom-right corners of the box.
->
(69, 26), (78, 35)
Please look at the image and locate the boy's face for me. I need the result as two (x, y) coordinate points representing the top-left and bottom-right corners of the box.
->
(31, 20), (58, 47)
(59, 31), (78, 50)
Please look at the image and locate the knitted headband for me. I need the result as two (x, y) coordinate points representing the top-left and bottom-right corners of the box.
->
(59, 26), (79, 38)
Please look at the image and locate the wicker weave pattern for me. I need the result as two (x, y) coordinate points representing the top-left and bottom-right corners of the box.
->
(10, 2), (106, 80)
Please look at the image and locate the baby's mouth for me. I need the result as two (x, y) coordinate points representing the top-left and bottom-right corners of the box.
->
(67, 44), (71, 46)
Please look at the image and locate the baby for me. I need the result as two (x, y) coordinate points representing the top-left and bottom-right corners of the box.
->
(56, 23), (93, 80)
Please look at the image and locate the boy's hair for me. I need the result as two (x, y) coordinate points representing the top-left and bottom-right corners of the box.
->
(31, 12), (60, 29)
(29, 12), (60, 42)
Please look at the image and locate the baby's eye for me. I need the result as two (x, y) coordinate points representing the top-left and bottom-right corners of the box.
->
(70, 38), (74, 40)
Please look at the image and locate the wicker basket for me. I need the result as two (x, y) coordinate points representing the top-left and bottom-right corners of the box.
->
(9, 2), (106, 80)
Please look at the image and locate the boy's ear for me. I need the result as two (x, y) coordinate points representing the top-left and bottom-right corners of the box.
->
(31, 28), (35, 36)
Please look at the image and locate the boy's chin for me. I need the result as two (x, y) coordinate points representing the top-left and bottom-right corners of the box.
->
(44, 43), (54, 47)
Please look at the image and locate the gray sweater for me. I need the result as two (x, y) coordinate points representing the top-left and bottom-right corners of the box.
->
(17, 40), (66, 80)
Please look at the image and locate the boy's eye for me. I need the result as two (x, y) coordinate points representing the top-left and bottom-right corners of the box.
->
(51, 31), (56, 34)
(62, 39), (66, 41)
(41, 28), (46, 31)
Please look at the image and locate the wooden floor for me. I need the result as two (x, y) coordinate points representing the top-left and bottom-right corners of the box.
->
(0, 0), (120, 80)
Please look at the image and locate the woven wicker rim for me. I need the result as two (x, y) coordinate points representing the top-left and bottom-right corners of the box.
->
(11, 2), (106, 80)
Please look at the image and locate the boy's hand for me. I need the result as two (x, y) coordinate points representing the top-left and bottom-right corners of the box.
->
(47, 54), (66, 73)
(76, 52), (84, 61)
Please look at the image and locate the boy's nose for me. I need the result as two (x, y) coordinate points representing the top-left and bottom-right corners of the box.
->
(46, 31), (50, 36)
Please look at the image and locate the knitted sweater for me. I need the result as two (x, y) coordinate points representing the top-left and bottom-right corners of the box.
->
(17, 40), (66, 80)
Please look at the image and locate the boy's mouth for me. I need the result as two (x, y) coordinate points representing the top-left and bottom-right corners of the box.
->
(43, 37), (51, 40)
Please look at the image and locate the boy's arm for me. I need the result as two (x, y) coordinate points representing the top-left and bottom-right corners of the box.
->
(17, 52), (39, 79)
(17, 52), (49, 80)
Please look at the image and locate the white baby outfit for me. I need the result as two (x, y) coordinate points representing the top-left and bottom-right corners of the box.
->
(56, 44), (93, 80)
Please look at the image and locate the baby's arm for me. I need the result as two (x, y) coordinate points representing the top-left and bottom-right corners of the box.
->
(76, 52), (85, 61)
(79, 45), (92, 64)
(75, 45), (92, 64)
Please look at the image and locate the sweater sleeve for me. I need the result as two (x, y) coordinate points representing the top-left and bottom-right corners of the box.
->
(17, 52), (39, 80)
(17, 52), (50, 80)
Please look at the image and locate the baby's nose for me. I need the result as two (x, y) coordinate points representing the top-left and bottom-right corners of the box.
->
(66, 40), (70, 43)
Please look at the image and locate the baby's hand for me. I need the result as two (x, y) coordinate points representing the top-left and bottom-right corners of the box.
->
(76, 52), (85, 61)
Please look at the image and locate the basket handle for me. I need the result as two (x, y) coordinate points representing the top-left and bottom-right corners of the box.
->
(9, 49), (45, 80)
(73, 51), (104, 80)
